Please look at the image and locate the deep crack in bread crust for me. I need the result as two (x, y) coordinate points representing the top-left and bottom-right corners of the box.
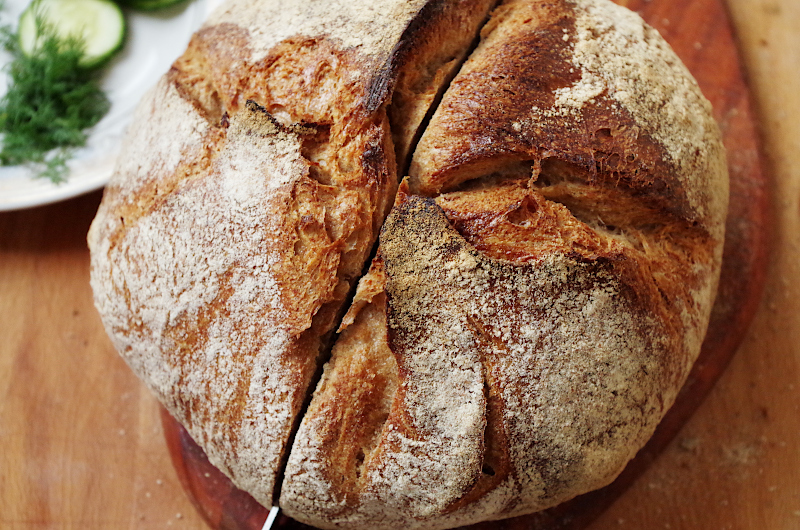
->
(88, 0), (728, 528)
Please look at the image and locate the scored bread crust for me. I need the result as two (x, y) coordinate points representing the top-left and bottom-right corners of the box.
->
(88, 0), (497, 509)
(279, 0), (727, 528)
(89, 0), (728, 527)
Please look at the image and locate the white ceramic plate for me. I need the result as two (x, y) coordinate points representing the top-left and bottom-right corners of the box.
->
(0, 0), (222, 211)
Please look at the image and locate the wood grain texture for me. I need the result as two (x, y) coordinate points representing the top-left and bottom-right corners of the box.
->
(0, 0), (796, 528)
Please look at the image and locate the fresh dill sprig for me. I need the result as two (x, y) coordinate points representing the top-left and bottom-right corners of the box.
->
(0, 14), (110, 183)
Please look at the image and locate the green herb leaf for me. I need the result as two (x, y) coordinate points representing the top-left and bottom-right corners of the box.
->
(0, 13), (110, 183)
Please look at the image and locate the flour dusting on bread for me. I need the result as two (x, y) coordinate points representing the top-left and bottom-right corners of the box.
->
(91, 102), (314, 504)
(209, 0), (428, 65)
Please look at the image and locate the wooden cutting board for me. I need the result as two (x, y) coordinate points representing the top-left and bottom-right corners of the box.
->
(5, 0), (797, 529)
(160, 0), (771, 528)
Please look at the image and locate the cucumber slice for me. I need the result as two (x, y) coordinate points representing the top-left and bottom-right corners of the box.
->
(18, 0), (126, 69)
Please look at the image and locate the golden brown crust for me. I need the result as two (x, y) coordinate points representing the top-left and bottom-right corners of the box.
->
(280, 258), (401, 527)
(435, 176), (624, 261)
(385, 0), (499, 170)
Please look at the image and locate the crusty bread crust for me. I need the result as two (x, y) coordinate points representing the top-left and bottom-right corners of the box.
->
(411, 0), (727, 233)
(89, 0), (728, 527)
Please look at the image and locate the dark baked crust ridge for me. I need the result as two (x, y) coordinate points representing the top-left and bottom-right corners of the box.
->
(364, 0), (496, 112)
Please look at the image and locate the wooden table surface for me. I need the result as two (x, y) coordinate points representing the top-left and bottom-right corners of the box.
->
(1, 0), (798, 528)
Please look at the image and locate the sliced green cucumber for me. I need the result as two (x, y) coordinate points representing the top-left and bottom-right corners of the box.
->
(18, 0), (126, 69)
(118, 0), (189, 12)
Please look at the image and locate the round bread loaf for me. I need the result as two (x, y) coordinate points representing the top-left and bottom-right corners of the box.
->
(88, 0), (728, 528)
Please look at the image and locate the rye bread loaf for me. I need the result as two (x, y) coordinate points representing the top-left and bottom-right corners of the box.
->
(88, 0), (728, 528)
